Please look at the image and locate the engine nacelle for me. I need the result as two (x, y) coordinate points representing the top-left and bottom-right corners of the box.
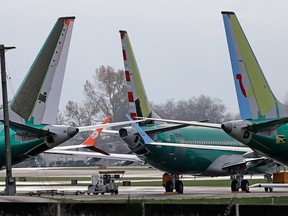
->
(44, 125), (79, 148)
(119, 126), (140, 149)
(25, 125), (79, 157)
(221, 120), (252, 145)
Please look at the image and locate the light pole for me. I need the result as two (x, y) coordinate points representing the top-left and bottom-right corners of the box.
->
(0, 44), (16, 195)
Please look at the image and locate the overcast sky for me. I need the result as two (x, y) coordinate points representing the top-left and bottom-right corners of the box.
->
(1, 0), (288, 116)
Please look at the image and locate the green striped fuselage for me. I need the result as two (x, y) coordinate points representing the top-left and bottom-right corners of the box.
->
(0, 128), (45, 168)
(246, 123), (288, 166)
(139, 125), (274, 176)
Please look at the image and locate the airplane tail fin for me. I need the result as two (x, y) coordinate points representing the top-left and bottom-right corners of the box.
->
(9, 17), (75, 125)
(119, 30), (160, 122)
(222, 11), (288, 120)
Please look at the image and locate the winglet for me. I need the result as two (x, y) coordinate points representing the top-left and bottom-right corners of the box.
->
(125, 114), (154, 144)
(83, 116), (111, 146)
(81, 116), (111, 155)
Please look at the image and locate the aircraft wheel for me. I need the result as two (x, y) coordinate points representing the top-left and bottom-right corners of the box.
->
(114, 189), (118, 195)
(241, 179), (249, 192)
(231, 179), (239, 192)
(264, 187), (268, 192)
(165, 181), (173, 192)
(175, 180), (183, 194)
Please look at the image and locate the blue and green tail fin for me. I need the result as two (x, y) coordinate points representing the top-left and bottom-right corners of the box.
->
(222, 11), (288, 120)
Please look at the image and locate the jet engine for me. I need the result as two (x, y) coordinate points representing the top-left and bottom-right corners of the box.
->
(119, 126), (140, 149)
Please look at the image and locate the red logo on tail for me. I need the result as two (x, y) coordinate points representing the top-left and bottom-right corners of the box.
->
(236, 74), (247, 97)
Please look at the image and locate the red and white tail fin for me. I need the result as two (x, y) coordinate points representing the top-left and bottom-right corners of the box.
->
(119, 30), (160, 122)
(82, 116), (111, 155)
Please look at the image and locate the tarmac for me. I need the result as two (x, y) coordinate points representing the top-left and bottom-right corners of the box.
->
(0, 166), (288, 202)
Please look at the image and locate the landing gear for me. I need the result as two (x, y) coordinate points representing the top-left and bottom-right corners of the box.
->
(241, 179), (249, 192)
(165, 181), (173, 192)
(230, 175), (249, 192)
(264, 174), (273, 192)
(162, 173), (183, 193)
(231, 179), (239, 192)
(175, 180), (184, 194)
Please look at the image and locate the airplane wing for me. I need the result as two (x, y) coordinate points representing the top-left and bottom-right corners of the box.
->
(221, 157), (268, 170)
(137, 117), (222, 129)
(52, 116), (112, 155)
(126, 115), (275, 172)
(8, 120), (53, 136)
(45, 149), (141, 162)
(243, 117), (288, 132)
(125, 115), (250, 153)
(77, 119), (146, 132)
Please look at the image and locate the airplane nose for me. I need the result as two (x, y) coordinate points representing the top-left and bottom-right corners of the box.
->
(67, 127), (79, 138)
(221, 122), (233, 134)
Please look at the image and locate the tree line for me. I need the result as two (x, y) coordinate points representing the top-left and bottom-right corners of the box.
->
(58, 65), (238, 127)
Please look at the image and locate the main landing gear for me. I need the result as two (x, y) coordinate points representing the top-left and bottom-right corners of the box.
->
(162, 173), (183, 193)
(230, 175), (249, 192)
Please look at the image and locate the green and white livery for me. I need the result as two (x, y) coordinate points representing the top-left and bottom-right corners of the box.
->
(0, 17), (79, 168)
(221, 11), (288, 168)
(118, 30), (278, 193)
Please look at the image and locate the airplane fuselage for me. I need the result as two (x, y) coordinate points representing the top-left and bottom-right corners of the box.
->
(0, 129), (44, 167)
(0, 123), (78, 168)
(130, 125), (276, 176)
(222, 119), (288, 166)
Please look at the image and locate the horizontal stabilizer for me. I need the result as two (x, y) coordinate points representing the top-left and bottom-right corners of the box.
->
(5, 121), (52, 137)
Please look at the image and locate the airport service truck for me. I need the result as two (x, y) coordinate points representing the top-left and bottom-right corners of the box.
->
(86, 171), (121, 195)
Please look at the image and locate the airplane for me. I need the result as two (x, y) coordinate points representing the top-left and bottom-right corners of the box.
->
(0, 16), (79, 168)
(117, 30), (279, 193)
(220, 11), (288, 166)
(0, 17), (140, 169)
(45, 116), (142, 164)
(219, 11), (288, 189)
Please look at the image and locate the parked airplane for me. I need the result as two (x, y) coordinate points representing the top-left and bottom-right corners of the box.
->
(45, 116), (142, 164)
(221, 12), (288, 167)
(0, 17), (145, 169)
(0, 16), (80, 169)
(117, 30), (278, 193)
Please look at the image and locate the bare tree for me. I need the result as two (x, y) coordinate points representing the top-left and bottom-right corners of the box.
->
(152, 95), (237, 123)
(83, 65), (128, 122)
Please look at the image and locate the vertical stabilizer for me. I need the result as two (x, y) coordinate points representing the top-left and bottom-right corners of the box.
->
(10, 17), (75, 125)
(119, 30), (159, 120)
(222, 11), (288, 120)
